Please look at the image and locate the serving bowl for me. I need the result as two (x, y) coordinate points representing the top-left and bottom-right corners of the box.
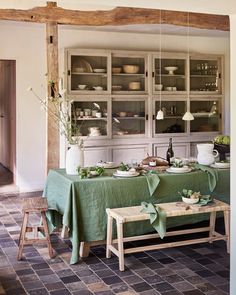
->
(170, 166), (189, 172)
(155, 84), (163, 91)
(123, 65), (139, 74)
(116, 169), (137, 176)
(78, 84), (87, 90)
(93, 86), (103, 91)
(112, 67), (122, 74)
(128, 82), (141, 90)
(164, 66), (178, 75)
(182, 196), (199, 204)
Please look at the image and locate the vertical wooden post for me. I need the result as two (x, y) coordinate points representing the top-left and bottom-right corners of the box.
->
(46, 2), (59, 171)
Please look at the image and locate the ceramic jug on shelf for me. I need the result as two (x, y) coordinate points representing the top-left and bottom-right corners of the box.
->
(197, 143), (219, 165)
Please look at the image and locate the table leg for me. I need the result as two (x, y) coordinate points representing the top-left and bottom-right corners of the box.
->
(209, 211), (216, 243)
(117, 219), (124, 271)
(61, 225), (69, 239)
(224, 210), (230, 253)
(79, 242), (90, 257)
(106, 214), (113, 258)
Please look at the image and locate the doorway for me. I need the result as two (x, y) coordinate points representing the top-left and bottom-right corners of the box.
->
(0, 60), (16, 192)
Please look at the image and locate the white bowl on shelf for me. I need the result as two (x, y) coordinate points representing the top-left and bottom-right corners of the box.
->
(78, 84), (87, 90)
(123, 65), (139, 74)
(93, 86), (103, 91)
(164, 66), (178, 75)
(182, 197), (199, 204)
(93, 68), (106, 73)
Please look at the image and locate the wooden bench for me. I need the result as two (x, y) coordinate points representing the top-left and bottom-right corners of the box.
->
(106, 199), (230, 271)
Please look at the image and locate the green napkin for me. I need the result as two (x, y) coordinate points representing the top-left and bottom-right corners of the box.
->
(140, 202), (166, 239)
(198, 195), (213, 206)
(194, 164), (219, 192)
(144, 172), (161, 196)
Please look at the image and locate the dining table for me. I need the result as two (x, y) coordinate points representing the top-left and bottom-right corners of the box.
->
(43, 167), (230, 264)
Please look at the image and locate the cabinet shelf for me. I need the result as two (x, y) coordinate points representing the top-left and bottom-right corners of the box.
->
(75, 117), (107, 121)
(114, 116), (145, 120)
(112, 73), (145, 77)
(71, 72), (107, 77)
(190, 74), (218, 78)
(156, 74), (185, 78)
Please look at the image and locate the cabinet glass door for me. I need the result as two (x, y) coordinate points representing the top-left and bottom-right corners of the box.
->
(155, 101), (186, 134)
(69, 53), (110, 94)
(71, 101), (108, 138)
(112, 100), (146, 136)
(190, 100), (220, 132)
(153, 57), (186, 94)
(111, 55), (147, 93)
(190, 58), (221, 94)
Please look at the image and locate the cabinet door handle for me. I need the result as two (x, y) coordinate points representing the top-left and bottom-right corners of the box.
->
(153, 114), (155, 120)
(152, 72), (155, 78)
(218, 73), (221, 79)
(145, 71), (148, 77)
(145, 114), (148, 120)
(68, 70), (71, 76)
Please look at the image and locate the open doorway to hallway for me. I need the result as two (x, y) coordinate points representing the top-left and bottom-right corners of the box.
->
(0, 59), (17, 193)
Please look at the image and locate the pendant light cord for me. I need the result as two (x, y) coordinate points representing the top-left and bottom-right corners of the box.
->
(159, 9), (162, 109)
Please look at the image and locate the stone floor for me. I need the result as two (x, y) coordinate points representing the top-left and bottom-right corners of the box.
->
(0, 192), (230, 295)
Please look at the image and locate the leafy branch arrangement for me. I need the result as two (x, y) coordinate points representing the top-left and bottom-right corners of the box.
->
(77, 166), (105, 179)
(178, 189), (201, 199)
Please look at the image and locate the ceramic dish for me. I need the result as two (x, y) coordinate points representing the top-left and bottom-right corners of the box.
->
(182, 196), (199, 204)
(115, 170), (137, 176)
(112, 85), (122, 91)
(166, 167), (191, 174)
(123, 65), (139, 74)
(169, 166), (189, 172)
(210, 162), (230, 169)
(93, 68), (106, 73)
(164, 66), (178, 75)
(113, 172), (140, 178)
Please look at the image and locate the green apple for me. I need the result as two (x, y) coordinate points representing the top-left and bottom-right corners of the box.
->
(222, 135), (230, 145)
(214, 135), (224, 144)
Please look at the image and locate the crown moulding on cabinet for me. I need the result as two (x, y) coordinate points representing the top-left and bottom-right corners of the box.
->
(0, 1), (229, 31)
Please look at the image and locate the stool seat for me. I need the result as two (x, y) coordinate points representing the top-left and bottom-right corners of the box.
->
(17, 197), (54, 260)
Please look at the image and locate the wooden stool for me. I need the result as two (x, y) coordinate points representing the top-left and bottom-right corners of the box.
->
(17, 197), (54, 260)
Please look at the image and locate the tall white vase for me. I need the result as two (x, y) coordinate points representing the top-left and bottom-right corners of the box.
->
(66, 144), (84, 175)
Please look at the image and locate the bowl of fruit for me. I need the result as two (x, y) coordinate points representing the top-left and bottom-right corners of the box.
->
(178, 189), (201, 204)
(213, 135), (230, 161)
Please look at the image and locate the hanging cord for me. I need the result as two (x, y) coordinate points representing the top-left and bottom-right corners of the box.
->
(159, 9), (162, 110)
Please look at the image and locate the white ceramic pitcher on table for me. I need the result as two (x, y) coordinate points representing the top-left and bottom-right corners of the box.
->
(197, 143), (219, 165)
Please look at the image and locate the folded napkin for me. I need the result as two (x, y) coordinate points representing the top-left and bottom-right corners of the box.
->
(194, 164), (219, 192)
(140, 202), (166, 239)
(144, 172), (161, 196)
(198, 195), (213, 206)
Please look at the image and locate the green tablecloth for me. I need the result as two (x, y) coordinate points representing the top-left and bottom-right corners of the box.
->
(43, 168), (230, 264)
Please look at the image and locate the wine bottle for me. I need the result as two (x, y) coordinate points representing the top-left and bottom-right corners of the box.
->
(166, 138), (174, 165)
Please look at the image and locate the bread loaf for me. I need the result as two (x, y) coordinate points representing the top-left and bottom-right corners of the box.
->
(141, 154), (168, 166)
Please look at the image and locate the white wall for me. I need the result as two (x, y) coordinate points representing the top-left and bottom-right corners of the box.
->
(0, 21), (46, 191)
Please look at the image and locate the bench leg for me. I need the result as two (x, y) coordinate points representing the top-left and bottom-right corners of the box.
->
(106, 214), (113, 258)
(209, 211), (216, 243)
(41, 212), (54, 258)
(17, 212), (29, 260)
(224, 210), (230, 253)
(116, 220), (124, 271)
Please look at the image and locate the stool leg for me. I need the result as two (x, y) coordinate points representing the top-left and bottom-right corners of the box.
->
(17, 212), (29, 260)
(209, 211), (216, 243)
(116, 219), (124, 271)
(224, 210), (230, 253)
(106, 214), (113, 259)
(41, 212), (54, 258)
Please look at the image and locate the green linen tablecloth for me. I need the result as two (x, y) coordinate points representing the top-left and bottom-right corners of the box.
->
(43, 168), (230, 264)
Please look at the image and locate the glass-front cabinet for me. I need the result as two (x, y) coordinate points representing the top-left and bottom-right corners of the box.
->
(190, 100), (221, 133)
(71, 100), (109, 138)
(190, 55), (222, 94)
(112, 99), (147, 137)
(153, 53), (187, 95)
(111, 53), (148, 94)
(154, 100), (187, 135)
(67, 50), (111, 94)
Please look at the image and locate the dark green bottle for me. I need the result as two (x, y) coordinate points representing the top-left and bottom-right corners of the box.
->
(166, 138), (174, 165)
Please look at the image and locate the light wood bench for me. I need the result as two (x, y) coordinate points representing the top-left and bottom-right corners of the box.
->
(106, 199), (230, 271)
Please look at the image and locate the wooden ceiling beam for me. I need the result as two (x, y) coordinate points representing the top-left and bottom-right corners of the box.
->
(0, 2), (229, 31)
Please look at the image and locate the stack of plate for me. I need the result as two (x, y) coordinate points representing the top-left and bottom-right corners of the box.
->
(113, 169), (139, 178)
(97, 161), (118, 169)
(210, 162), (230, 169)
(166, 166), (191, 174)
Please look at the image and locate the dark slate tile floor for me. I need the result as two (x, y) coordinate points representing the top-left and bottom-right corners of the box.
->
(0, 192), (230, 295)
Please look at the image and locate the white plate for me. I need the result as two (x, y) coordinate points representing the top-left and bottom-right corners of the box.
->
(166, 168), (192, 174)
(113, 172), (140, 178)
(97, 162), (119, 169)
(169, 166), (189, 172)
(210, 163), (230, 169)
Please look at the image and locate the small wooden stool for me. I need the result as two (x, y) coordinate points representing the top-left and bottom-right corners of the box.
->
(17, 197), (54, 260)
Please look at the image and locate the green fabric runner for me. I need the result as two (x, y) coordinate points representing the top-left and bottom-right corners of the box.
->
(145, 174), (160, 196)
(140, 202), (166, 238)
(43, 168), (229, 264)
(194, 164), (219, 192)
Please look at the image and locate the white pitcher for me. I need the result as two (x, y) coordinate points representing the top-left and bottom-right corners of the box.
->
(197, 143), (219, 165)
(66, 144), (84, 175)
